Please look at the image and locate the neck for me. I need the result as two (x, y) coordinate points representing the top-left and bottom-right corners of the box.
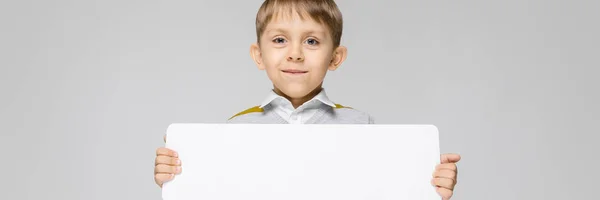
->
(273, 85), (323, 109)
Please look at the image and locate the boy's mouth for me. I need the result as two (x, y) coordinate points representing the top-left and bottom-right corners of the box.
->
(281, 69), (308, 74)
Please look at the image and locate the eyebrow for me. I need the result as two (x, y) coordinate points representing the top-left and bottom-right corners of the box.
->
(266, 28), (289, 35)
(266, 28), (326, 37)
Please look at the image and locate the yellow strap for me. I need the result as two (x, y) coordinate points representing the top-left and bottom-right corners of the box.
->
(229, 104), (350, 120)
(229, 106), (264, 120)
(335, 104), (352, 109)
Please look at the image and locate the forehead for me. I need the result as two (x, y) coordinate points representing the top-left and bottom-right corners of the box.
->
(265, 8), (329, 34)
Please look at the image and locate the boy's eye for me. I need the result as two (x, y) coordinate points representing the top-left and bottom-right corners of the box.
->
(306, 38), (319, 45)
(273, 38), (286, 43)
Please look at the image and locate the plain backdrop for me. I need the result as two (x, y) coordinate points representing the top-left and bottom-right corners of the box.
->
(1, 0), (598, 199)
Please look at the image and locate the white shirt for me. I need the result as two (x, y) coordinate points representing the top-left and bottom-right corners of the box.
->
(259, 88), (337, 124)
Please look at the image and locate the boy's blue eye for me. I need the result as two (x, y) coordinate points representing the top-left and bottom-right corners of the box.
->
(306, 39), (319, 45)
(273, 38), (285, 43)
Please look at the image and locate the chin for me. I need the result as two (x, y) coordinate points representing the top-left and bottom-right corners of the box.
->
(277, 86), (312, 98)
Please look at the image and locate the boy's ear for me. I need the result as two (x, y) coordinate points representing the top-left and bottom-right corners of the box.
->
(250, 43), (265, 70)
(328, 46), (347, 71)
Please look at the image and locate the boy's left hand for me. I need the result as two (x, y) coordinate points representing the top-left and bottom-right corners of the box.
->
(432, 153), (461, 200)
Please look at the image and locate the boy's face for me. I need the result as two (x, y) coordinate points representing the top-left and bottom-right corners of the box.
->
(251, 12), (347, 99)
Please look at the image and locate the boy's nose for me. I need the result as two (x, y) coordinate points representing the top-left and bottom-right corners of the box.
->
(287, 45), (304, 62)
(287, 55), (304, 62)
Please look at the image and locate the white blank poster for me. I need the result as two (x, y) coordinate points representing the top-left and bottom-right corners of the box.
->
(162, 124), (441, 200)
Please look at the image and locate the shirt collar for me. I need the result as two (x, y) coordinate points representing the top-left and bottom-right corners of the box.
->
(259, 88), (336, 109)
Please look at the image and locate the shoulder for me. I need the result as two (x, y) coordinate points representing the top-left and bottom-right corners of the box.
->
(228, 106), (264, 120)
(330, 103), (376, 124)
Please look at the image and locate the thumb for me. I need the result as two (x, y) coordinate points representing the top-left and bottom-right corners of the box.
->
(441, 153), (461, 163)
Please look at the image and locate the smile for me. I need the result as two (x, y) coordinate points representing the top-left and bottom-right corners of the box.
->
(281, 69), (308, 74)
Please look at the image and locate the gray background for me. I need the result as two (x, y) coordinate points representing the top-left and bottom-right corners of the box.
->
(1, 0), (598, 199)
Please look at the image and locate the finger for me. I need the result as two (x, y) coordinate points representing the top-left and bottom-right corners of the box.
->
(441, 153), (461, 163)
(431, 177), (455, 190)
(154, 173), (174, 187)
(432, 169), (457, 181)
(155, 164), (182, 174)
(156, 147), (178, 157)
(436, 187), (453, 200)
(435, 163), (457, 172)
(155, 155), (181, 166)
(163, 135), (166, 142)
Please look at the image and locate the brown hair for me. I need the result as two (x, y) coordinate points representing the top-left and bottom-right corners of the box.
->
(255, 0), (343, 47)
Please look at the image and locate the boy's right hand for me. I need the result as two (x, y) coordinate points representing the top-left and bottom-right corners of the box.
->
(154, 136), (182, 188)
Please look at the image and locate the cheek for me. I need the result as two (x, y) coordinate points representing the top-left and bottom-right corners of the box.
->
(261, 50), (286, 81)
(305, 55), (331, 81)
(262, 49), (286, 69)
(306, 51), (333, 70)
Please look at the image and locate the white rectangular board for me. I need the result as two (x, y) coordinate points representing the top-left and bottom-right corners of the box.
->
(162, 124), (441, 200)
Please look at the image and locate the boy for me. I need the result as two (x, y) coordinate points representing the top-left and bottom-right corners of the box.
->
(154, 0), (461, 199)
